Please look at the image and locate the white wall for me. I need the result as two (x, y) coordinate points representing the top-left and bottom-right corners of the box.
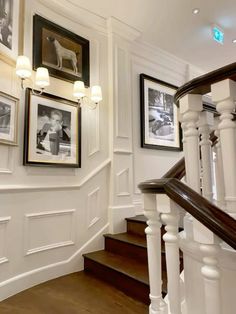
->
(0, 0), (110, 300)
(0, 0), (204, 300)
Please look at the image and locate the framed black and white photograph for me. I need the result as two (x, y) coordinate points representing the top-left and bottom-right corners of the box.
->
(140, 73), (182, 151)
(24, 88), (81, 168)
(0, 91), (18, 145)
(0, 0), (20, 63)
(33, 14), (90, 86)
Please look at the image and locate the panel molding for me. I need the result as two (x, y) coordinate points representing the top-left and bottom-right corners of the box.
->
(0, 146), (14, 174)
(114, 45), (130, 139)
(87, 187), (101, 228)
(116, 168), (130, 196)
(24, 209), (76, 256)
(0, 216), (11, 265)
(113, 149), (133, 155)
(0, 158), (111, 192)
(88, 104), (100, 157)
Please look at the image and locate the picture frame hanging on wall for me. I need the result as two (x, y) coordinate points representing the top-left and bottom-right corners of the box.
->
(140, 73), (182, 151)
(33, 14), (90, 86)
(0, 0), (20, 64)
(0, 91), (18, 146)
(24, 88), (81, 168)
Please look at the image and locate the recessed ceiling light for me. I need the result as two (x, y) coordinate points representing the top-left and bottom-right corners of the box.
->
(192, 8), (200, 15)
(232, 39), (236, 44)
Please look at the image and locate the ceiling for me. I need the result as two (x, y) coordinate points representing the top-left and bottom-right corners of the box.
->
(69, 0), (236, 72)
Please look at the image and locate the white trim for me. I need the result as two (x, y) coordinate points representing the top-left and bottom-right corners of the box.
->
(0, 223), (109, 301)
(116, 168), (130, 197)
(87, 187), (101, 228)
(107, 17), (141, 42)
(37, 0), (107, 34)
(24, 210), (76, 256)
(0, 217), (11, 265)
(113, 149), (133, 155)
(0, 158), (111, 192)
(0, 147), (14, 174)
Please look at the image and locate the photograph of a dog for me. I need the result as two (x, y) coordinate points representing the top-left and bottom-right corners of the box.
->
(33, 15), (90, 85)
(42, 28), (82, 77)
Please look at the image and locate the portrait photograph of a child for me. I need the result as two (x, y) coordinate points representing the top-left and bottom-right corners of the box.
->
(24, 89), (81, 167)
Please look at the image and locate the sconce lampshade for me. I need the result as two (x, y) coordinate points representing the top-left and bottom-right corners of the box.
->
(16, 56), (32, 79)
(91, 85), (102, 103)
(73, 81), (85, 99)
(35, 67), (50, 88)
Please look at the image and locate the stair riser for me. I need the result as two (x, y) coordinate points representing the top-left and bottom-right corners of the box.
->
(84, 258), (150, 305)
(126, 221), (146, 237)
(105, 237), (148, 263)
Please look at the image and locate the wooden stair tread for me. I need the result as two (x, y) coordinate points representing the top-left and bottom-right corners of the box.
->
(104, 232), (147, 248)
(84, 250), (149, 285)
(126, 215), (147, 224)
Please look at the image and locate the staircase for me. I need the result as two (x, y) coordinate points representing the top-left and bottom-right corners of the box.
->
(84, 215), (181, 304)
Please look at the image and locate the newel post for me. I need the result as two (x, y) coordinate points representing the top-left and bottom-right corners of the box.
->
(211, 79), (236, 218)
(143, 194), (167, 314)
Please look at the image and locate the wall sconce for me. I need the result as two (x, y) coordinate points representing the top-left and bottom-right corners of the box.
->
(16, 56), (50, 95)
(73, 81), (102, 109)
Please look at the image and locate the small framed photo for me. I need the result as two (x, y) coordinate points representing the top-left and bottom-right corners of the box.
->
(0, 0), (20, 64)
(24, 88), (81, 168)
(140, 73), (182, 151)
(0, 91), (18, 145)
(33, 14), (90, 86)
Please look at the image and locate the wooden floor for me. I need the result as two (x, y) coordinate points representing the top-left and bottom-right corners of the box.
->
(0, 272), (148, 314)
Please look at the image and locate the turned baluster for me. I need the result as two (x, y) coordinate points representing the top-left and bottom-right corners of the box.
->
(198, 111), (214, 201)
(213, 119), (226, 209)
(144, 194), (167, 314)
(158, 196), (181, 314)
(211, 79), (236, 218)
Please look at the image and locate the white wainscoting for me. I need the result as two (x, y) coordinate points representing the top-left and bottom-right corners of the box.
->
(24, 209), (76, 256)
(116, 168), (130, 197)
(0, 217), (11, 264)
(0, 146), (14, 174)
(87, 187), (101, 228)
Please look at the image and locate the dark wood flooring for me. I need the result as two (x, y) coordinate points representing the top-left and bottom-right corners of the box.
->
(0, 272), (148, 314)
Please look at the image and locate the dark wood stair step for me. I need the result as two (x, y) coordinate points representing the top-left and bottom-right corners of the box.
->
(126, 215), (147, 237)
(83, 250), (150, 304)
(105, 233), (148, 263)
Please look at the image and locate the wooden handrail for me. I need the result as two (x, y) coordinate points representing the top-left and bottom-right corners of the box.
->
(174, 62), (236, 105)
(138, 178), (236, 250)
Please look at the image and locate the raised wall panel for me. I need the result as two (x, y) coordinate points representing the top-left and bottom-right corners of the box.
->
(0, 146), (14, 174)
(87, 187), (100, 228)
(24, 209), (76, 256)
(88, 105), (100, 157)
(116, 168), (130, 196)
(115, 46), (129, 139)
(0, 217), (11, 264)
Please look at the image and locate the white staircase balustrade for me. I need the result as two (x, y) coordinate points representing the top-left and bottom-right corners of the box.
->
(211, 79), (236, 218)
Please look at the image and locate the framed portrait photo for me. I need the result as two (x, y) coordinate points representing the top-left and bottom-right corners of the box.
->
(24, 88), (81, 168)
(0, 0), (20, 64)
(0, 91), (18, 145)
(33, 14), (90, 86)
(140, 73), (182, 151)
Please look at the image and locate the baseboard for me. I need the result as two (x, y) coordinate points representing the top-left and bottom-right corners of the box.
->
(0, 223), (109, 301)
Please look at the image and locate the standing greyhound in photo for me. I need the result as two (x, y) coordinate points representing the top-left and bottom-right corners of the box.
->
(47, 36), (79, 74)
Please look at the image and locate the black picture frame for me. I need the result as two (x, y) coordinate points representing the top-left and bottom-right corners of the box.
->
(140, 73), (182, 151)
(24, 88), (81, 168)
(33, 14), (90, 86)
